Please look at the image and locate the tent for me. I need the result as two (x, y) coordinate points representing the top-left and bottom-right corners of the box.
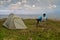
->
(3, 13), (27, 29)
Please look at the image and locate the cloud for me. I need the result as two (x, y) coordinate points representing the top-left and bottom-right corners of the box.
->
(23, 4), (42, 10)
(9, 2), (22, 10)
(24, 4), (31, 8)
(0, 0), (59, 15)
(0, 0), (11, 5)
(32, 5), (35, 8)
(0, 0), (58, 11)
(9, 1), (42, 10)
(22, 0), (27, 3)
(48, 4), (56, 9)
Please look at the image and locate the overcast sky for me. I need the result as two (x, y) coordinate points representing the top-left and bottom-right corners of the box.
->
(0, 0), (60, 15)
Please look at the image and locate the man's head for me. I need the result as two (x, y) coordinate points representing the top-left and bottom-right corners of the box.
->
(43, 13), (46, 17)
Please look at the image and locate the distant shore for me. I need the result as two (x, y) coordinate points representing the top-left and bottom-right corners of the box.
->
(0, 14), (60, 21)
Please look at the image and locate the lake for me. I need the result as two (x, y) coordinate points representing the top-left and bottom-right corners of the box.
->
(0, 14), (60, 21)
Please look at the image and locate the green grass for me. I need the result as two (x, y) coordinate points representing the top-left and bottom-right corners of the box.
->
(0, 19), (60, 40)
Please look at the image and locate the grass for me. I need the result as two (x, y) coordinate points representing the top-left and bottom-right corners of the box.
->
(0, 18), (60, 40)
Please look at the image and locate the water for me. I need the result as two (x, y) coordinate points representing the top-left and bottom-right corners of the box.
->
(0, 15), (38, 19)
(0, 14), (60, 20)
(0, 15), (8, 19)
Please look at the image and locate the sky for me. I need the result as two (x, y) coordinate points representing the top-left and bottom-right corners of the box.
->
(0, 0), (60, 15)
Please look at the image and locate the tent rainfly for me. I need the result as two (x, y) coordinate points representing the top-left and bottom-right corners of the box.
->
(3, 13), (27, 29)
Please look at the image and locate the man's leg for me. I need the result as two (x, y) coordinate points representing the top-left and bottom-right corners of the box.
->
(36, 19), (39, 27)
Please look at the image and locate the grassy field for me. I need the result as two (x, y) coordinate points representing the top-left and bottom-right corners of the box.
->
(0, 19), (60, 40)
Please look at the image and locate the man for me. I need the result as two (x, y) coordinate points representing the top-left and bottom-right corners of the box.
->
(36, 13), (47, 27)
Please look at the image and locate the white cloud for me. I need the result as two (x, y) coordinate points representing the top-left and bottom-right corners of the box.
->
(0, 1), (3, 5)
(0, 0), (57, 10)
(22, 0), (27, 3)
(17, 2), (21, 5)
(24, 4), (31, 8)
(2, 0), (56, 10)
(32, 5), (36, 8)
(7, 0), (11, 2)
(9, 1), (42, 10)
(9, 2), (22, 10)
(23, 4), (42, 10)
(48, 4), (56, 9)
(52, 5), (56, 8)
(0, 0), (11, 5)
